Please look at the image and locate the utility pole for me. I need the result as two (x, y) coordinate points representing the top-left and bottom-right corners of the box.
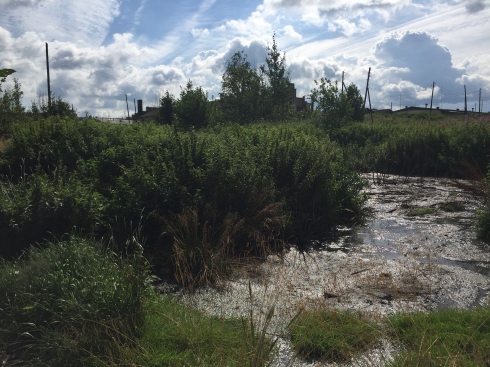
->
(363, 67), (373, 122)
(464, 85), (467, 113)
(400, 93), (401, 110)
(479, 88), (482, 115)
(45, 42), (52, 111)
(134, 99), (136, 114)
(430, 82), (435, 113)
(125, 94), (130, 119)
(341, 71), (346, 94)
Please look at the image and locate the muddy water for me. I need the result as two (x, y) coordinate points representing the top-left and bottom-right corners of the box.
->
(178, 174), (490, 366)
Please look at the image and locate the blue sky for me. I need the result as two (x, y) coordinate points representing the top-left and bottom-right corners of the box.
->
(1, 0), (489, 117)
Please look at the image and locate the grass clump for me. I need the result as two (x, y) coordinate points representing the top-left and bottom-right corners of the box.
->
(0, 237), (148, 367)
(288, 309), (381, 363)
(388, 307), (490, 366)
(140, 294), (275, 367)
(406, 207), (435, 217)
(440, 201), (465, 212)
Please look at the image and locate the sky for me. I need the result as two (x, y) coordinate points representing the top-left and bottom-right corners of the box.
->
(0, 0), (489, 117)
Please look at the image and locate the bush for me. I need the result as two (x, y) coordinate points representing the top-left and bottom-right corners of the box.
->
(0, 237), (148, 366)
(0, 118), (366, 285)
(329, 114), (490, 177)
(175, 80), (209, 129)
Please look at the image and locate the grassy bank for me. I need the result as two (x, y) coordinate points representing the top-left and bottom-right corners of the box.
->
(328, 114), (490, 178)
(287, 307), (490, 365)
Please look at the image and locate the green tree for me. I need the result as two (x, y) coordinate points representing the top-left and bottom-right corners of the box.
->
(0, 78), (25, 132)
(158, 90), (175, 125)
(30, 92), (77, 119)
(345, 83), (365, 122)
(175, 80), (209, 129)
(0, 69), (15, 93)
(311, 78), (365, 128)
(220, 51), (267, 124)
(260, 33), (291, 119)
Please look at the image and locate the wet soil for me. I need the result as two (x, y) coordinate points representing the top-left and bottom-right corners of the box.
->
(177, 174), (490, 366)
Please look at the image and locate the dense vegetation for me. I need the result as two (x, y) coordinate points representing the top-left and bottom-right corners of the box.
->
(2, 43), (490, 364)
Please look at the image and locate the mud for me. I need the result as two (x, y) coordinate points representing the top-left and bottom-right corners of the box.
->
(176, 174), (490, 366)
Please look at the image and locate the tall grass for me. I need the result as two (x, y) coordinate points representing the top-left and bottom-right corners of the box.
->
(0, 237), (148, 366)
(330, 114), (490, 178)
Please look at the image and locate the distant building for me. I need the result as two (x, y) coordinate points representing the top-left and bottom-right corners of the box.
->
(289, 83), (310, 112)
(132, 99), (159, 120)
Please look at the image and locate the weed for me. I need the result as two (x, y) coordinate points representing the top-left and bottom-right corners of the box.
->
(440, 201), (465, 212)
(406, 207), (435, 217)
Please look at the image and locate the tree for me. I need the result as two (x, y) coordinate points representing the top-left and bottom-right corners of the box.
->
(175, 80), (209, 129)
(30, 91), (77, 119)
(260, 33), (291, 119)
(345, 83), (365, 122)
(158, 90), (175, 125)
(311, 78), (365, 128)
(220, 51), (267, 124)
(1, 78), (25, 132)
(0, 69), (16, 93)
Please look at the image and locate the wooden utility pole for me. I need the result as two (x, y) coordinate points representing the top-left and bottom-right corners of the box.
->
(363, 67), (373, 122)
(430, 82), (435, 113)
(125, 94), (130, 119)
(464, 85), (467, 113)
(363, 67), (370, 109)
(341, 71), (346, 94)
(45, 42), (51, 111)
(479, 88), (482, 115)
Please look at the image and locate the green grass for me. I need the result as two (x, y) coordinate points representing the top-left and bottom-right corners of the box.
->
(140, 294), (274, 367)
(440, 201), (465, 212)
(288, 309), (382, 363)
(329, 114), (490, 178)
(0, 238), (275, 367)
(288, 307), (490, 366)
(388, 307), (490, 366)
(406, 207), (435, 217)
(0, 237), (148, 367)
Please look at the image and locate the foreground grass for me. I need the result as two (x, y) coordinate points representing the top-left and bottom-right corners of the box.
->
(288, 307), (490, 366)
(388, 307), (490, 366)
(140, 295), (274, 367)
(288, 309), (382, 363)
(0, 238), (274, 366)
(0, 237), (147, 366)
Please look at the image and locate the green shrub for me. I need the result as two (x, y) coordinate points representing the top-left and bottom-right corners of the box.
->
(0, 118), (366, 285)
(0, 172), (106, 258)
(0, 237), (148, 366)
(329, 115), (490, 177)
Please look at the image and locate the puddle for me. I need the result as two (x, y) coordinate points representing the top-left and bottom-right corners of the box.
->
(177, 174), (490, 366)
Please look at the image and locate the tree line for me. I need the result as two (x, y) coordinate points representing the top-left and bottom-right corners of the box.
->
(157, 34), (366, 128)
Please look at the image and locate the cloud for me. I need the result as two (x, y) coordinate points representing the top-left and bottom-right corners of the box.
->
(465, 0), (486, 13)
(372, 30), (466, 88)
(0, 0), (120, 46)
(0, 0), (47, 9)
